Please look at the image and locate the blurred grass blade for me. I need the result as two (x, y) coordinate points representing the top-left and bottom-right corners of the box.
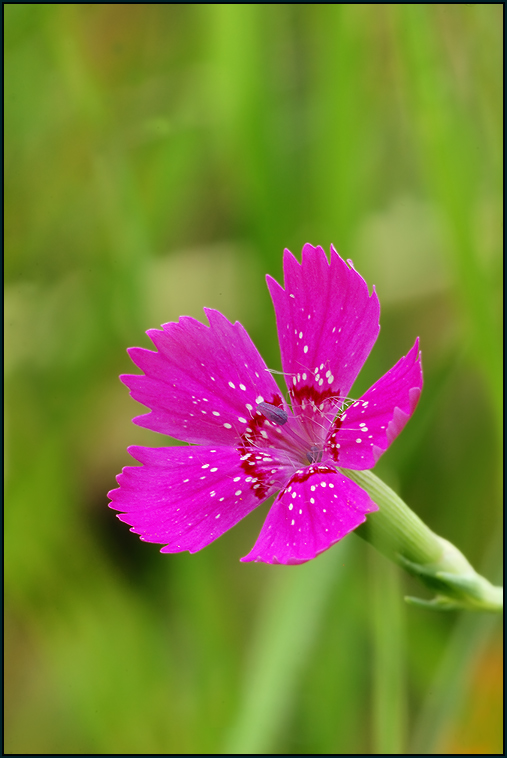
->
(309, 5), (373, 251)
(395, 4), (503, 423)
(223, 540), (350, 754)
(411, 610), (500, 754)
(370, 551), (406, 754)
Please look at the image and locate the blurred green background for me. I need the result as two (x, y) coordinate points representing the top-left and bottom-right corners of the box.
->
(5, 4), (502, 754)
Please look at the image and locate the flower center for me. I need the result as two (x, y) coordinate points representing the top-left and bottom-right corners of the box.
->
(238, 396), (339, 499)
(255, 401), (329, 467)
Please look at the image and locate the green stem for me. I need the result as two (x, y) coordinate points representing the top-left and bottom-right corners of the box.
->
(344, 469), (503, 612)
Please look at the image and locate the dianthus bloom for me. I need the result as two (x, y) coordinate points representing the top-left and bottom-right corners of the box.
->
(108, 244), (422, 565)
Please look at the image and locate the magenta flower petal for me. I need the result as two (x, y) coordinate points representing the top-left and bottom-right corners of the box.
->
(326, 338), (423, 470)
(267, 244), (380, 402)
(108, 445), (280, 553)
(110, 244), (422, 565)
(121, 308), (284, 446)
(240, 466), (378, 565)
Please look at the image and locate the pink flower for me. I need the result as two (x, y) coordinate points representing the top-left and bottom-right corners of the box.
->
(108, 244), (422, 565)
